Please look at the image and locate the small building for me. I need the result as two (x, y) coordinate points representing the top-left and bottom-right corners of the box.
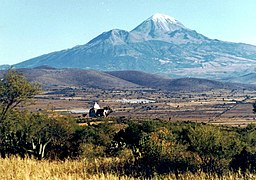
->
(89, 102), (113, 117)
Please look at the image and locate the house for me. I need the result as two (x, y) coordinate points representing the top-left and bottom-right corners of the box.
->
(89, 102), (113, 117)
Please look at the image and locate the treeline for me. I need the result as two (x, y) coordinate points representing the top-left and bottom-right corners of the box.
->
(1, 70), (256, 177)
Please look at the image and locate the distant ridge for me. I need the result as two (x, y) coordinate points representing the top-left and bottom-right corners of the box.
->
(0, 64), (11, 70)
(14, 68), (141, 89)
(1, 68), (254, 92)
(107, 70), (256, 91)
(33, 65), (57, 70)
(107, 70), (171, 89)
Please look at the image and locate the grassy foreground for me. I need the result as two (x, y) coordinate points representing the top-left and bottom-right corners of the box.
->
(0, 157), (255, 180)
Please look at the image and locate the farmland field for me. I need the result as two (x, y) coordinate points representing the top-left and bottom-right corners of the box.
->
(25, 87), (256, 127)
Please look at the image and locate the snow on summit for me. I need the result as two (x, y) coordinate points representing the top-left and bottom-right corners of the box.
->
(150, 13), (178, 23)
(149, 13), (185, 28)
(130, 13), (185, 40)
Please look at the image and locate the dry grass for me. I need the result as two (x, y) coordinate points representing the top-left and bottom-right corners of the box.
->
(0, 156), (132, 180)
(0, 156), (255, 180)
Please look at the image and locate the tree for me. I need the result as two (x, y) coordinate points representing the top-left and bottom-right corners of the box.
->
(0, 69), (40, 121)
(253, 102), (256, 113)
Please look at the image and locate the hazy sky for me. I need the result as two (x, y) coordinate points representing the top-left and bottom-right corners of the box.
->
(1, 0), (256, 65)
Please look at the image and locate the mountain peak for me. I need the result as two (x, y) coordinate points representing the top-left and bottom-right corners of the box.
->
(130, 13), (185, 41)
(87, 29), (129, 46)
(146, 13), (185, 31)
(150, 13), (178, 24)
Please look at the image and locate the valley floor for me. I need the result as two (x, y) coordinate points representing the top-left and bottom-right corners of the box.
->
(26, 88), (256, 127)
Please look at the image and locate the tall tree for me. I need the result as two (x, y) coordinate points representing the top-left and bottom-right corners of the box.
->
(0, 69), (40, 121)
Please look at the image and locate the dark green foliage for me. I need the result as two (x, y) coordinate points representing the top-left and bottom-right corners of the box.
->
(253, 102), (256, 113)
(109, 121), (256, 176)
(116, 121), (156, 145)
(74, 123), (116, 147)
(230, 148), (256, 172)
(0, 110), (79, 159)
(70, 122), (118, 159)
(110, 121), (156, 156)
(184, 124), (242, 173)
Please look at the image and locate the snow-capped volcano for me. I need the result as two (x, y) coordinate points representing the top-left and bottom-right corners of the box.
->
(132, 13), (185, 34)
(14, 13), (256, 84)
(131, 14), (181, 40)
(130, 13), (208, 44)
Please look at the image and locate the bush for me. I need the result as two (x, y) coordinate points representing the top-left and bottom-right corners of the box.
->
(230, 148), (256, 172)
(0, 110), (79, 159)
(185, 124), (243, 174)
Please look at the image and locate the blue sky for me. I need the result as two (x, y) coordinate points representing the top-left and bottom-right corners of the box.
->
(0, 0), (256, 65)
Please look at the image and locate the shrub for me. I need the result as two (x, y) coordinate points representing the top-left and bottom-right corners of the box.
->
(185, 124), (243, 174)
(0, 110), (79, 159)
(230, 148), (256, 172)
